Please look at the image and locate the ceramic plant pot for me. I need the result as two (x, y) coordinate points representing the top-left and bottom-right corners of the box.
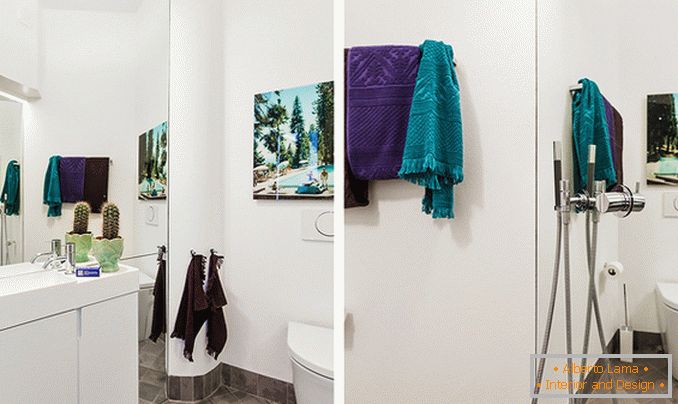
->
(65, 232), (93, 263)
(91, 237), (124, 272)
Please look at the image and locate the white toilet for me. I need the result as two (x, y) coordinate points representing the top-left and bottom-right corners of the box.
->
(287, 322), (333, 404)
(656, 281), (678, 379)
(138, 271), (156, 341)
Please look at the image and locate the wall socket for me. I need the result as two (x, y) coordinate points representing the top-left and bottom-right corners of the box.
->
(662, 192), (678, 218)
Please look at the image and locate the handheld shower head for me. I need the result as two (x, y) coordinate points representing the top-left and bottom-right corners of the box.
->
(587, 144), (597, 194)
(553, 141), (563, 209)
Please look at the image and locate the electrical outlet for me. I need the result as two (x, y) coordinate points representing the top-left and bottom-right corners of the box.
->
(663, 192), (678, 217)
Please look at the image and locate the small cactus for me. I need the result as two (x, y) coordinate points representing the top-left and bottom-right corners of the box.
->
(72, 202), (90, 234)
(102, 203), (120, 240)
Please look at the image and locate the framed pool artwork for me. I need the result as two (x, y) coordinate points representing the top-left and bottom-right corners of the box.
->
(138, 121), (168, 200)
(647, 93), (678, 185)
(252, 81), (334, 200)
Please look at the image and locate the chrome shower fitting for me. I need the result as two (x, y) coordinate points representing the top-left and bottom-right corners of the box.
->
(596, 183), (646, 217)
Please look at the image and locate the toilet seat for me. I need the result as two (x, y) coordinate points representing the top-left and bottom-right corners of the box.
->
(287, 322), (333, 379)
(657, 282), (678, 311)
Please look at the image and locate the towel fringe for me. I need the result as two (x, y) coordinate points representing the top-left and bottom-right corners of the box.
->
(398, 154), (463, 189)
(431, 207), (454, 219)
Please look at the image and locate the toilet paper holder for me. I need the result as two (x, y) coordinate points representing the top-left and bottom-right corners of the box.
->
(604, 261), (624, 277)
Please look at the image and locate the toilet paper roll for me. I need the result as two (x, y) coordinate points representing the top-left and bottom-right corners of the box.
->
(604, 261), (624, 278)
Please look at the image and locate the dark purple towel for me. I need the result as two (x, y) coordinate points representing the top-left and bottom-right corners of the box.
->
(346, 45), (420, 180)
(83, 157), (109, 213)
(603, 97), (624, 187)
(58, 157), (85, 203)
(344, 48), (369, 208)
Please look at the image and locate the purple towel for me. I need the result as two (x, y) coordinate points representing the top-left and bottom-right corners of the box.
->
(603, 97), (624, 187)
(346, 45), (420, 180)
(59, 157), (86, 203)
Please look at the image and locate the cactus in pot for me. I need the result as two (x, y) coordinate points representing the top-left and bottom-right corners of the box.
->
(91, 203), (124, 272)
(65, 202), (93, 263)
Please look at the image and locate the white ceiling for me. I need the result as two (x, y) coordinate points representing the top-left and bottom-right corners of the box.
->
(38, 0), (143, 12)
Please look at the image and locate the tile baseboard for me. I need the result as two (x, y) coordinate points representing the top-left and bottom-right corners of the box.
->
(222, 363), (296, 404)
(167, 363), (296, 404)
(167, 364), (222, 402)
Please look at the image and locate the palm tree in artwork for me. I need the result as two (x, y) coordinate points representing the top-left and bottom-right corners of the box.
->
(263, 93), (289, 166)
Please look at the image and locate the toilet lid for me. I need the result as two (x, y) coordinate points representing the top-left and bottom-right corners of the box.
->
(657, 282), (678, 311)
(139, 271), (155, 290)
(287, 322), (333, 379)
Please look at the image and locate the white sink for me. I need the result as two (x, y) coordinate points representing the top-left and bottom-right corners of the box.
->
(0, 270), (76, 296)
(0, 264), (139, 331)
(0, 262), (48, 279)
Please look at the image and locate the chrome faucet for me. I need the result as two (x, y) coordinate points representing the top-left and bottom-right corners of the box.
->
(42, 243), (75, 271)
(42, 255), (67, 269)
(31, 239), (62, 264)
(63, 243), (76, 274)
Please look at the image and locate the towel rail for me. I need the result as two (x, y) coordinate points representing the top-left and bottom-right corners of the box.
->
(120, 245), (166, 261)
(120, 252), (156, 261)
(569, 83), (583, 94)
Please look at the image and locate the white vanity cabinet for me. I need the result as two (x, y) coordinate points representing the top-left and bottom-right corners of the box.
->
(0, 311), (79, 403)
(79, 292), (138, 404)
(0, 265), (139, 404)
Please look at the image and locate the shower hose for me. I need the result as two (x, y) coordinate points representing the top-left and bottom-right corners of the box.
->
(533, 212), (574, 404)
(579, 212), (618, 403)
(533, 210), (618, 404)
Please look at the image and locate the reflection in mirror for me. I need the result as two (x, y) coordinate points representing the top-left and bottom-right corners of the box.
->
(0, 0), (168, 402)
(0, 97), (23, 265)
(535, 0), (678, 401)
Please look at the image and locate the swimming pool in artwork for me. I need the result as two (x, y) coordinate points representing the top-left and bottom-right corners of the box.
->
(277, 165), (334, 188)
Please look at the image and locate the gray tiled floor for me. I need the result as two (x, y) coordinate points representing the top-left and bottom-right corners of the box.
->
(139, 338), (168, 403)
(584, 356), (678, 403)
(138, 339), (275, 404)
(139, 386), (274, 404)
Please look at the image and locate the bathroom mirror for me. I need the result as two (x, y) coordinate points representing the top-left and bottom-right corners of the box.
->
(0, 97), (23, 265)
(535, 0), (678, 400)
(0, 0), (169, 401)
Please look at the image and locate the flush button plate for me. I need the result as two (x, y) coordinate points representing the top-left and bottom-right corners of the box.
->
(301, 209), (333, 242)
(663, 192), (678, 217)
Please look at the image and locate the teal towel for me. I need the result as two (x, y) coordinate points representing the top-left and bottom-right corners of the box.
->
(398, 40), (463, 219)
(43, 155), (62, 217)
(1, 160), (20, 216)
(572, 78), (617, 192)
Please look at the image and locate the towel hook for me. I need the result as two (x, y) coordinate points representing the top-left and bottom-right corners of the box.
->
(157, 245), (166, 261)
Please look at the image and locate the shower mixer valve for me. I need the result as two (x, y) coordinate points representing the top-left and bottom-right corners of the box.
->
(596, 183), (646, 217)
(553, 142), (645, 217)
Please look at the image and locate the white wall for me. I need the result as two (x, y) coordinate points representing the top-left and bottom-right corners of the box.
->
(221, 0), (334, 383)
(536, 1), (624, 390)
(0, 100), (23, 263)
(21, 2), (167, 271)
(23, 7), (138, 258)
(615, 0), (678, 332)
(130, 0), (168, 278)
(344, 1), (535, 403)
(0, 0), (39, 89)
(168, 0), (225, 377)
